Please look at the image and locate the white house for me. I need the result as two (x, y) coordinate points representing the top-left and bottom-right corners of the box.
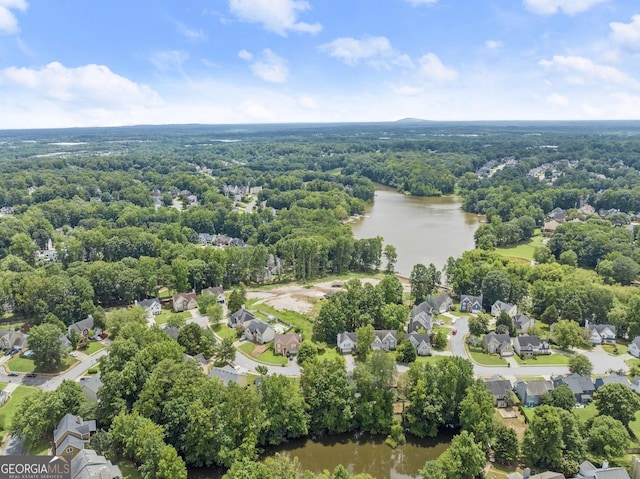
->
(371, 330), (398, 351)
(587, 323), (616, 345)
(172, 292), (198, 312)
(404, 333), (431, 356)
(337, 332), (357, 354)
(491, 300), (517, 318)
(513, 335), (549, 358)
(244, 319), (275, 344)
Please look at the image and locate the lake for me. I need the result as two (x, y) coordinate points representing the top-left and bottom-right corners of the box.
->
(188, 432), (454, 479)
(351, 186), (480, 275)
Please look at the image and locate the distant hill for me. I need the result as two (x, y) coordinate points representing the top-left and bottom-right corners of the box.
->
(394, 118), (431, 123)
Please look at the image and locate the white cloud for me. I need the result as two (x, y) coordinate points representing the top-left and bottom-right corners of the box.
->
(610, 15), (640, 51)
(0, 0), (27, 35)
(319, 36), (412, 68)
(238, 49), (253, 61)
(299, 94), (317, 109)
(391, 84), (424, 96)
(0, 62), (162, 106)
(418, 53), (458, 82)
(485, 40), (504, 49)
(175, 22), (205, 41)
(539, 55), (639, 88)
(403, 0), (438, 6)
(228, 0), (322, 36)
(523, 0), (607, 15)
(240, 49), (289, 83)
(150, 50), (189, 72)
(546, 93), (570, 107)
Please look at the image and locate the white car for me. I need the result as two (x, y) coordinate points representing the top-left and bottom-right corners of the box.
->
(451, 318), (457, 324)
(69, 351), (78, 357)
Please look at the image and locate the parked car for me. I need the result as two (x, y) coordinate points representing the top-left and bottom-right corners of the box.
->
(8, 372), (18, 377)
(451, 328), (458, 335)
(25, 373), (37, 378)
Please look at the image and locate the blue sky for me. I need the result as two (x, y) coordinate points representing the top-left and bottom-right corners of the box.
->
(0, 0), (639, 128)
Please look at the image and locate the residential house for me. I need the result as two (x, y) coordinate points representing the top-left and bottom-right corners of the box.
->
(543, 220), (560, 234)
(71, 449), (123, 479)
(274, 333), (302, 356)
(53, 414), (97, 458)
(548, 207), (567, 222)
(599, 208), (620, 219)
(244, 319), (275, 344)
(586, 323), (616, 345)
(404, 333), (431, 356)
(513, 313), (535, 334)
(408, 301), (433, 333)
(482, 332), (514, 357)
(460, 294), (483, 314)
(629, 336), (640, 358)
(172, 292), (198, 312)
(515, 379), (554, 406)
(79, 374), (103, 402)
(202, 286), (225, 304)
(372, 330), (398, 351)
(209, 365), (248, 387)
(0, 329), (27, 350)
(337, 332), (357, 354)
(136, 298), (162, 319)
(631, 376), (640, 395)
(163, 326), (180, 341)
(184, 353), (208, 371)
(228, 307), (256, 329)
(575, 460), (630, 479)
(483, 375), (514, 408)
(578, 204), (595, 215)
(491, 300), (517, 318)
(198, 233), (215, 245)
(594, 374), (631, 390)
(427, 293), (452, 314)
(513, 335), (549, 358)
(68, 316), (95, 338)
(552, 373), (595, 404)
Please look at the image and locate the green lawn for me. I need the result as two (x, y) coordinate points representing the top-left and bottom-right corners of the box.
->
(520, 406), (537, 422)
(0, 385), (39, 435)
(212, 323), (238, 340)
(467, 346), (508, 366)
(7, 355), (78, 373)
(116, 460), (143, 479)
(29, 438), (51, 455)
(238, 342), (288, 365)
(155, 310), (191, 326)
(414, 355), (448, 365)
(81, 341), (104, 355)
(495, 232), (544, 262)
(0, 383), (5, 390)
(573, 403), (598, 424)
(602, 343), (628, 355)
(513, 353), (570, 365)
(252, 303), (313, 338)
(629, 410), (640, 442)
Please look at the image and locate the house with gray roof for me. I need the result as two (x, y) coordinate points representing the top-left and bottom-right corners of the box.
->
(594, 374), (631, 390)
(460, 294), (483, 313)
(228, 307), (255, 328)
(79, 374), (103, 402)
(482, 332), (514, 357)
(337, 332), (357, 354)
(513, 313), (535, 334)
(515, 379), (554, 406)
(202, 286), (225, 304)
(71, 448), (122, 479)
(244, 319), (275, 344)
(491, 300), (517, 318)
(163, 325), (180, 341)
(629, 336), (640, 358)
(552, 373), (595, 404)
(54, 414), (97, 458)
(68, 316), (94, 338)
(483, 375), (513, 407)
(209, 365), (248, 387)
(513, 334), (549, 358)
(0, 329), (27, 350)
(172, 292), (198, 312)
(586, 323), (616, 345)
(136, 298), (161, 318)
(427, 293), (452, 314)
(404, 333), (431, 356)
(574, 459), (630, 479)
(408, 301), (433, 333)
(372, 330), (398, 351)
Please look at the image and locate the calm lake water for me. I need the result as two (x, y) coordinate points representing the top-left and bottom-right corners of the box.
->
(187, 432), (454, 479)
(351, 186), (480, 275)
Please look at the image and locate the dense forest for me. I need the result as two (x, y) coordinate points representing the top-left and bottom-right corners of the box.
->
(5, 121), (640, 477)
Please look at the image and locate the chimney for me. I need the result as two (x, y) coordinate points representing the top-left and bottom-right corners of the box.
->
(134, 300), (138, 305)
(523, 468), (531, 479)
(603, 460), (609, 469)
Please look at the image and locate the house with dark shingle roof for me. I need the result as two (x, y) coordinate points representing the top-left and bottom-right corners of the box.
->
(372, 330), (398, 351)
(136, 298), (161, 317)
(460, 294), (483, 313)
(513, 334), (549, 358)
(0, 329), (27, 350)
(629, 336), (640, 358)
(404, 333), (431, 356)
(54, 414), (97, 459)
(552, 373), (595, 404)
(482, 332), (514, 357)
(483, 375), (513, 407)
(491, 300), (517, 318)
(79, 374), (103, 402)
(244, 319), (275, 344)
(594, 374), (631, 390)
(427, 293), (452, 314)
(68, 316), (94, 338)
(408, 301), (433, 333)
(586, 323), (616, 345)
(575, 459), (630, 479)
(202, 286), (225, 304)
(228, 307), (255, 329)
(513, 313), (535, 333)
(71, 449), (123, 479)
(515, 379), (553, 406)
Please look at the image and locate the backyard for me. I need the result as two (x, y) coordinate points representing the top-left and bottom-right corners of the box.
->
(154, 309), (191, 326)
(495, 230), (545, 262)
(0, 385), (38, 437)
